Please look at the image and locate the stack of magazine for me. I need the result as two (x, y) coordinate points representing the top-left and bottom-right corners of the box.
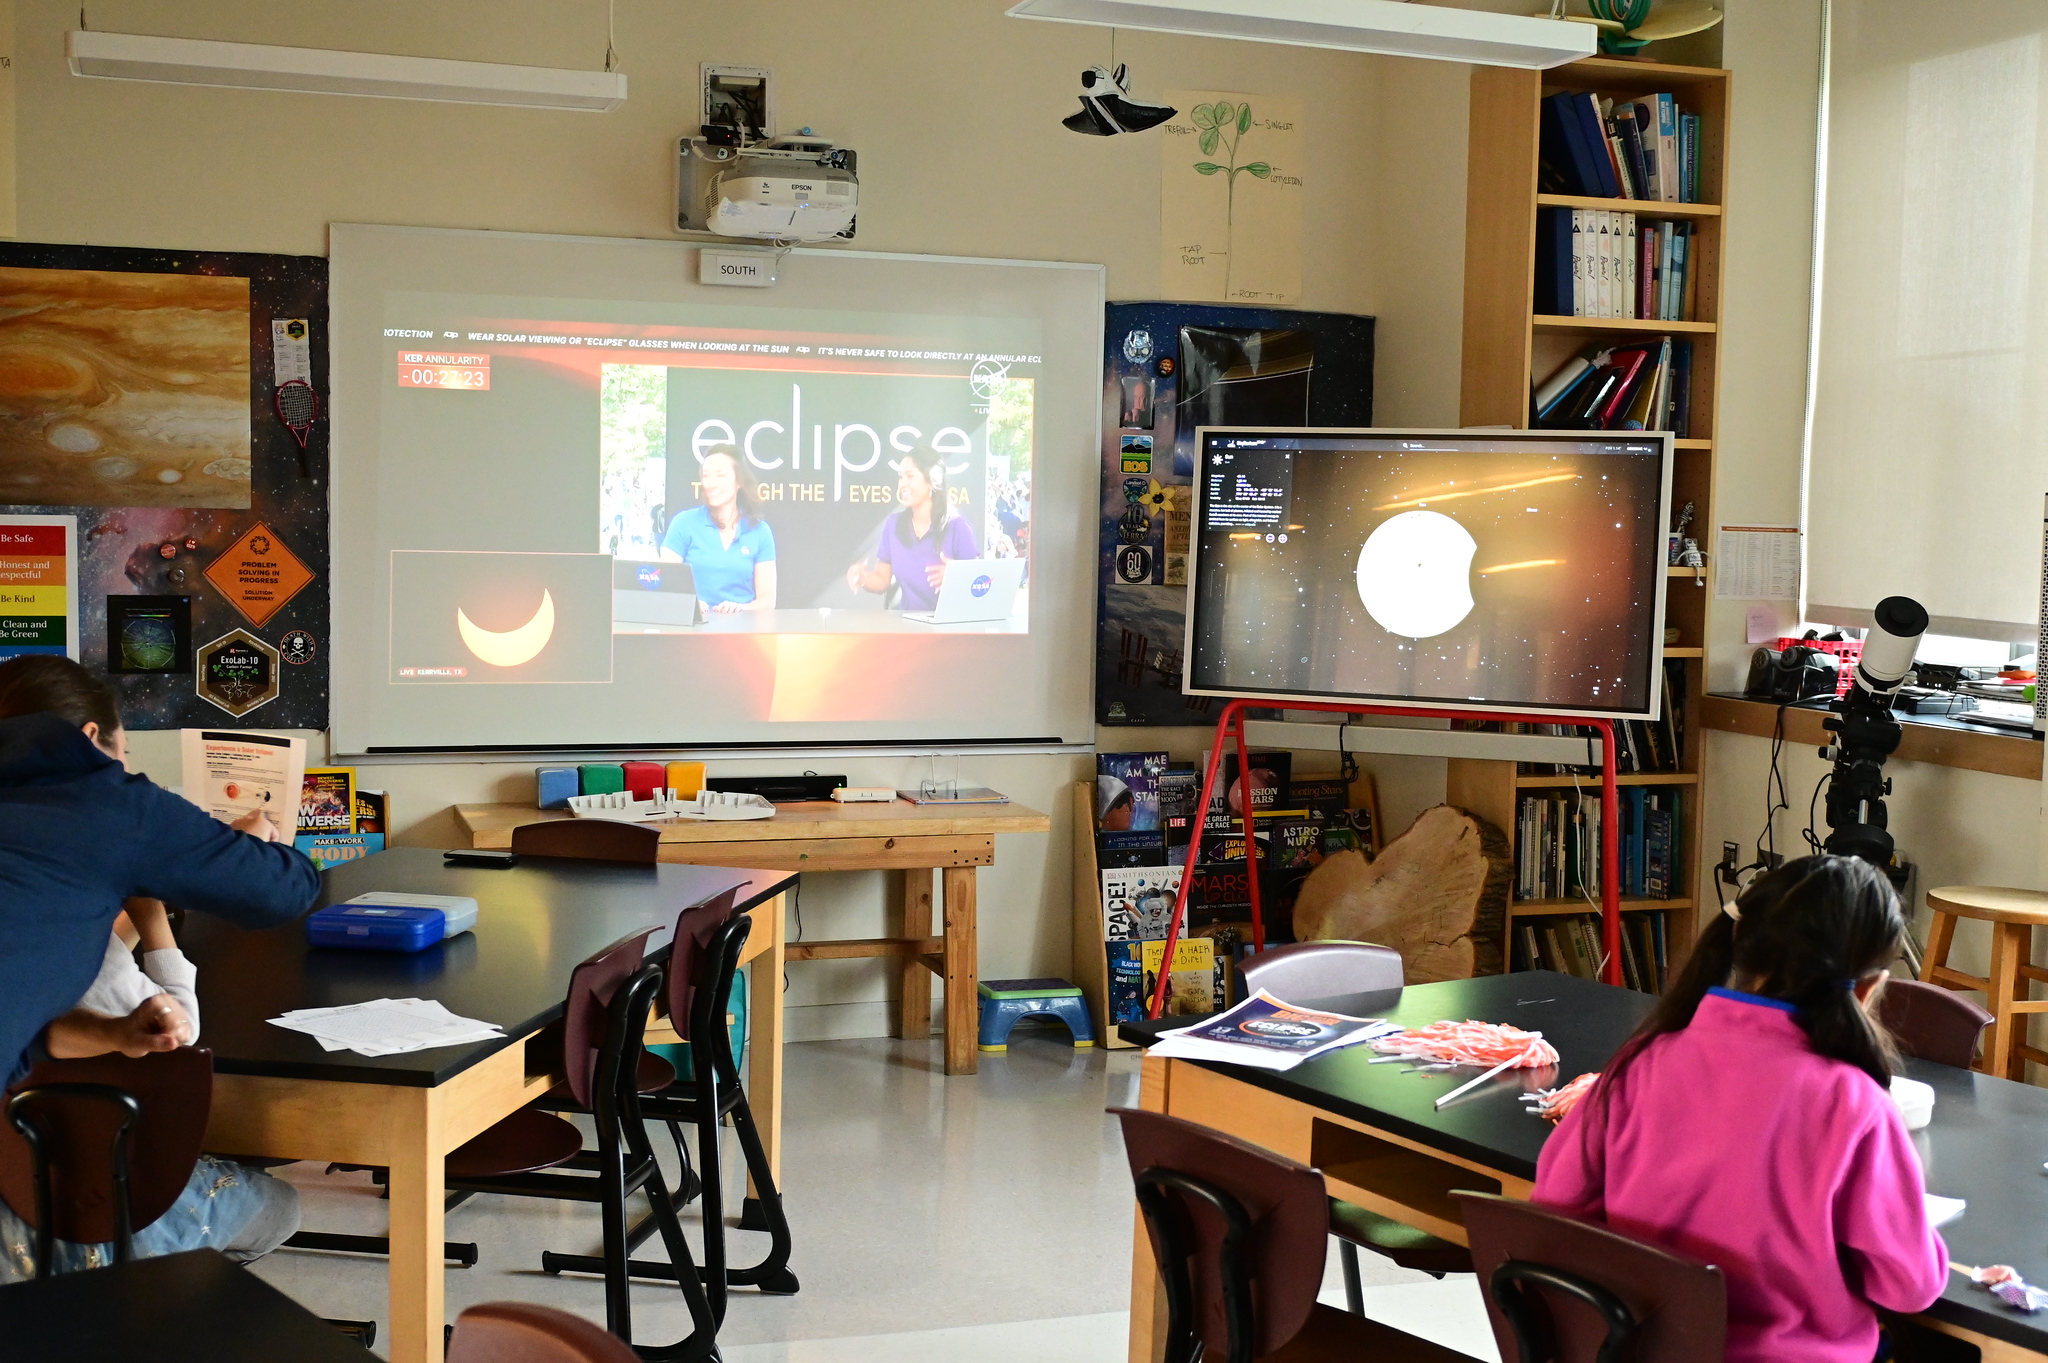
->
(1147, 991), (1402, 1071)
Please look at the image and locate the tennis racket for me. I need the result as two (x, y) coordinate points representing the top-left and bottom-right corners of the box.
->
(274, 379), (319, 448)
(274, 379), (319, 479)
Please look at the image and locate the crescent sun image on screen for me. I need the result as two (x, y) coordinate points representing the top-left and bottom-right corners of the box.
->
(1184, 428), (1672, 720)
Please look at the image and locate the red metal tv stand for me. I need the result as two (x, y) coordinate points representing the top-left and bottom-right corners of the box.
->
(1148, 696), (1622, 1018)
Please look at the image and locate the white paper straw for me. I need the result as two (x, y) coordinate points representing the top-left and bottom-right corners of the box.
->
(1433, 1039), (1543, 1110)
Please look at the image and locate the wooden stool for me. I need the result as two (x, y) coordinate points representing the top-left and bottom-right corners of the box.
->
(1922, 887), (2048, 1079)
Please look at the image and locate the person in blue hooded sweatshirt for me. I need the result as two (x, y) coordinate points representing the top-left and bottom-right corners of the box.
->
(0, 655), (319, 1276)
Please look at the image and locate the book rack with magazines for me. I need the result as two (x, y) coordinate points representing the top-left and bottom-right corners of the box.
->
(1454, 56), (1730, 994)
(1069, 749), (1386, 1046)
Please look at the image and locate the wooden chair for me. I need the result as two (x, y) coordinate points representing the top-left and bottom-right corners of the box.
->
(0, 1048), (214, 1275)
(511, 819), (663, 863)
(1114, 1108), (1470, 1362)
(1238, 942), (1470, 1309)
(1920, 886), (2048, 1077)
(1456, 1192), (1725, 1362)
(449, 1301), (638, 1363)
(1877, 978), (1994, 1070)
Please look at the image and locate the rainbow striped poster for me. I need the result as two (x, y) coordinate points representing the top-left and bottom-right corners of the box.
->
(0, 515), (79, 661)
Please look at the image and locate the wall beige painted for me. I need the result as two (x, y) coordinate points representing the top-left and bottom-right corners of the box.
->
(15, 0), (1419, 1039)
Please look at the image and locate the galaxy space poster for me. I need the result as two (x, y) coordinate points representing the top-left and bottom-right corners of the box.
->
(0, 242), (329, 729)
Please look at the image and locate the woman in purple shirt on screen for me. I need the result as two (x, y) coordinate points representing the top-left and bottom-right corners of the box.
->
(844, 452), (978, 612)
(1535, 855), (1945, 1363)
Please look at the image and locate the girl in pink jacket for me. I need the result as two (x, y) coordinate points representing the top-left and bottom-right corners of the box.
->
(1535, 855), (1947, 1363)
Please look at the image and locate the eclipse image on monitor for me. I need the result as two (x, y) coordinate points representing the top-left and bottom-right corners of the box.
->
(1184, 427), (1671, 719)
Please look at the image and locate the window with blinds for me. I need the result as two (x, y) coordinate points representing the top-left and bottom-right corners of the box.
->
(1808, 3), (2048, 640)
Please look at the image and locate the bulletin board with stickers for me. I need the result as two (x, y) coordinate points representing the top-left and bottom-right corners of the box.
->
(0, 241), (329, 728)
(1095, 301), (1374, 727)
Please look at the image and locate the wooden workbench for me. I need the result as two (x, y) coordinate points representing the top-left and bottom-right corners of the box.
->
(452, 798), (1051, 1075)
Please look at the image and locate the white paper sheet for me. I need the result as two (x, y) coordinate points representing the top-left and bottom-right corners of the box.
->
(1925, 1194), (1966, 1228)
(269, 997), (503, 1057)
(1716, 525), (1802, 600)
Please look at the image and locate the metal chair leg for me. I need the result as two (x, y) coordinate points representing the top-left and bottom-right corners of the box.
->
(1341, 1239), (1364, 1315)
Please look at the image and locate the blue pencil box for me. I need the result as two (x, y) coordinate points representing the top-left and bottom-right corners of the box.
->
(306, 893), (479, 952)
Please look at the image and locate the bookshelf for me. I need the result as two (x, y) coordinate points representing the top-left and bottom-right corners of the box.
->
(1452, 56), (1732, 990)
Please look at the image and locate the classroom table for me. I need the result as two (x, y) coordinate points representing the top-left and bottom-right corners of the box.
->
(179, 847), (796, 1363)
(454, 797), (1053, 1076)
(0, 1248), (380, 1363)
(1118, 971), (2048, 1363)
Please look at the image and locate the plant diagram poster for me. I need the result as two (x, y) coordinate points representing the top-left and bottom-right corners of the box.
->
(1160, 91), (1305, 306)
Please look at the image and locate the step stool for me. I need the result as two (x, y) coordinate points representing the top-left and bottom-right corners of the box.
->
(977, 978), (1096, 1052)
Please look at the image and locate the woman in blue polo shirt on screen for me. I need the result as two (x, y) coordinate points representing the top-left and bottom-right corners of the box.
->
(662, 446), (777, 613)
(844, 452), (979, 612)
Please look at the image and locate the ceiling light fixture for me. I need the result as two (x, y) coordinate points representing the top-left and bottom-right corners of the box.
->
(66, 30), (628, 112)
(1006, 0), (1596, 70)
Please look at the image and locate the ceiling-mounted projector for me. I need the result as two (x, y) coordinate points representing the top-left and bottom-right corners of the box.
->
(677, 131), (858, 243)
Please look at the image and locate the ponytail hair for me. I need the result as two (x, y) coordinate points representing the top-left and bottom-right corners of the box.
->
(1598, 855), (1904, 1097)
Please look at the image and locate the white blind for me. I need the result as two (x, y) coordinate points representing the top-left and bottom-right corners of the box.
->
(1809, 3), (2048, 639)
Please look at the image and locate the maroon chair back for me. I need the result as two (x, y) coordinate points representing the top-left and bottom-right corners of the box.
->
(1877, 978), (1994, 1069)
(449, 1301), (639, 1363)
(666, 886), (744, 1044)
(564, 930), (658, 1110)
(1240, 939), (1405, 999)
(510, 819), (662, 863)
(1113, 1107), (1327, 1361)
(0, 1047), (214, 1248)
(1456, 1192), (1726, 1363)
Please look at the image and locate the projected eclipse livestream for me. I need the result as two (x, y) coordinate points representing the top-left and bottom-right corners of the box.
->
(1186, 429), (1669, 718)
(380, 299), (1039, 685)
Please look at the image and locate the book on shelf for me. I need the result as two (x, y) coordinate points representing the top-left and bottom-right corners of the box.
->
(1514, 789), (1683, 901)
(1514, 909), (1666, 995)
(1539, 89), (1703, 204)
(1533, 209), (1697, 323)
(1532, 337), (1693, 435)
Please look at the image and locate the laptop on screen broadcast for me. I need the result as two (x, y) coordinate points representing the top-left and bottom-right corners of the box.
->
(904, 557), (1025, 624)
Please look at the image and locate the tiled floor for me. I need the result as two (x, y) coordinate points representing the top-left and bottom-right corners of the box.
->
(247, 1032), (1498, 1360)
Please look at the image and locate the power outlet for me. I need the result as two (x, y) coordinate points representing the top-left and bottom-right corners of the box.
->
(1720, 842), (1741, 874)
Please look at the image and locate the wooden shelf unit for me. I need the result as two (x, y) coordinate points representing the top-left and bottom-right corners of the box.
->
(1453, 56), (1732, 990)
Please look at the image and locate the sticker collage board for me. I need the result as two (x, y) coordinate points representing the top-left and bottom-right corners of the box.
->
(1095, 301), (1375, 726)
(0, 242), (329, 728)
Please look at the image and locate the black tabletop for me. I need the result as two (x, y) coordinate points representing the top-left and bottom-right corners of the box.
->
(1123, 969), (2048, 1352)
(0, 1248), (378, 1362)
(1121, 970), (1650, 1180)
(178, 847), (794, 1087)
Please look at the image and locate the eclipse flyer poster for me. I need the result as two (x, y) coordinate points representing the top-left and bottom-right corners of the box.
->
(1147, 989), (1400, 1070)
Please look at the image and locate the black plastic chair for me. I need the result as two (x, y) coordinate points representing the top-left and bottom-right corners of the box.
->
(545, 888), (798, 1308)
(448, 934), (720, 1357)
(1237, 940), (1469, 1307)
(1456, 1192), (1725, 1362)
(0, 1048), (213, 1276)
(1115, 1107), (1470, 1363)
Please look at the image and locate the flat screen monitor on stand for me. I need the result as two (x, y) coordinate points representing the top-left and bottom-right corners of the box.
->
(1182, 426), (1673, 723)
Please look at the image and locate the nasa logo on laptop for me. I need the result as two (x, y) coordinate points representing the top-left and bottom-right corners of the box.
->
(970, 574), (994, 598)
(636, 563), (662, 589)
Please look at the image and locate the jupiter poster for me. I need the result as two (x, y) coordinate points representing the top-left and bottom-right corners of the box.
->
(0, 266), (251, 508)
